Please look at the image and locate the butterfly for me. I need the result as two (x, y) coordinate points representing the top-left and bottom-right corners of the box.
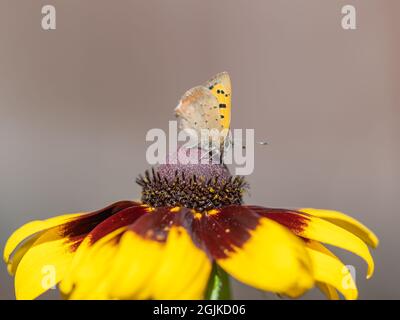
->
(174, 72), (232, 162)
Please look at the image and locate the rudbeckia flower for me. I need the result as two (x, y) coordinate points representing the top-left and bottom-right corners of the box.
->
(4, 148), (378, 300)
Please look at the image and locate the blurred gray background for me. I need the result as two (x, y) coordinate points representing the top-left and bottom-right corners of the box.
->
(0, 0), (398, 299)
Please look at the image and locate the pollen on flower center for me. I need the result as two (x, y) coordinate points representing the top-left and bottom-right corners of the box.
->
(136, 149), (247, 212)
(136, 167), (247, 212)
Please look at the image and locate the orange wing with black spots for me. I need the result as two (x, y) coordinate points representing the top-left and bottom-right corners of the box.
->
(174, 72), (232, 156)
(175, 86), (223, 134)
(204, 72), (231, 131)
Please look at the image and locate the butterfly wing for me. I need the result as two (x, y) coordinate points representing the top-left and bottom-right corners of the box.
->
(175, 72), (232, 159)
(204, 72), (232, 131)
(175, 86), (223, 147)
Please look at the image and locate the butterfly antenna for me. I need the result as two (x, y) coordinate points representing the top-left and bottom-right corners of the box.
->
(240, 141), (269, 149)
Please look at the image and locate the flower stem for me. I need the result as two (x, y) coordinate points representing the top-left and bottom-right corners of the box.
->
(204, 263), (232, 300)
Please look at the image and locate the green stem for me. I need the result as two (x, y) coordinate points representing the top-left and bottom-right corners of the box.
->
(204, 263), (232, 300)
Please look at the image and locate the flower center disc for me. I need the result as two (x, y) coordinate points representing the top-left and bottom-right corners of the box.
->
(136, 148), (247, 212)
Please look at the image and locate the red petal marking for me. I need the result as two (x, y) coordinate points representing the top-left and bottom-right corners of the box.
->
(87, 205), (147, 244)
(129, 207), (186, 242)
(247, 206), (309, 234)
(125, 205), (308, 260)
(59, 200), (140, 250)
(127, 206), (260, 259)
(188, 206), (260, 259)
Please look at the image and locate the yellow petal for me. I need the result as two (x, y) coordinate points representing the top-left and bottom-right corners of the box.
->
(216, 217), (314, 297)
(7, 234), (41, 275)
(297, 215), (375, 278)
(306, 241), (358, 300)
(152, 227), (212, 299)
(107, 229), (163, 299)
(299, 208), (378, 248)
(62, 224), (212, 300)
(60, 228), (126, 299)
(4, 212), (84, 264)
(109, 226), (212, 299)
(60, 205), (147, 298)
(317, 282), (339, 300)
(14, 226), (80, 300)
